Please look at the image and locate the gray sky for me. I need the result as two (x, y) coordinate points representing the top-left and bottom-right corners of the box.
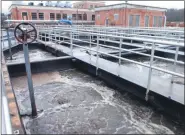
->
(2, 1), (184, 13)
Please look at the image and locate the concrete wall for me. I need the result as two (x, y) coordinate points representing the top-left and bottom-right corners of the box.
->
(95, 8), (165, 27)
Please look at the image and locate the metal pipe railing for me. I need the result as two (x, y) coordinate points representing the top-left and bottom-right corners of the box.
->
(38, 30), (184, 78)
(39, 28), (184, 47)
(1, 74), (12, 134)
(40, 34), (184, 65)
(37, 26), (184, 101)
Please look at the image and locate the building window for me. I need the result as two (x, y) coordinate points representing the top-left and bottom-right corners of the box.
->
(80, 4), (84, 8)
(39, 13), (44, 20)
(78, 14), (82, 20)
(83, 13), (87, 20)
(153, 16), (157, 27)
(72, 14), (77, 20)
(31, 13), (37, 20)
(68, 15), (72, 20)
(90, 5), (93, 9)
(135, 15), (140, 27)
(158, 16), (163, 27)
(129, 15), (140, 27)
(63, 14), (67, 19)
(95, 5), (98, 8)
(145, 16), (149, 27)
(114, 14), (119, 21)
(22, 12), (28, 20)
(50, 13), (55, 20)
(56, 13), (61, 20)
(129, 15), (134, 27)
(97, 14), (100, 20)
(92, 15), (95, 21)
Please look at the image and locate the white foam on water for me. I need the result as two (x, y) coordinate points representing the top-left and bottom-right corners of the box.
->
(15, 70), (176, 134)
(58, 70), (175, 134)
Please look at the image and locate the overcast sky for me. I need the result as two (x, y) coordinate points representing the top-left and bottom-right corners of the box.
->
(1, 1), (184, 13)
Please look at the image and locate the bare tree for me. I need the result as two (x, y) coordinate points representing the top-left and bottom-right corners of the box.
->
(166, 8), (184, 22)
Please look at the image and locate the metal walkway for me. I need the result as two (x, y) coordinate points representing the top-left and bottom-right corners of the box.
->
(32, 25), (184, 105)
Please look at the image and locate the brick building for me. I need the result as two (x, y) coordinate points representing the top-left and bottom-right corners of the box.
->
(95, 3), (167, 27)
(9, 3), (95, 22)
(73, 1), (105, 9)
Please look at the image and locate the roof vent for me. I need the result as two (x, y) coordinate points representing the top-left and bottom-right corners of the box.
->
(38, 3), (43, 6)
(28, 2), (34, 6)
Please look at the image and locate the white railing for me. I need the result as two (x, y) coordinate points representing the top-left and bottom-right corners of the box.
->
(37, 26), (184, 101)
(1, 74), (12, 134)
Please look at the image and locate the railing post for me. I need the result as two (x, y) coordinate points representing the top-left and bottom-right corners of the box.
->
(96, 35), (99, 76)
(54, 28), (57, 51)
(2, 37), (4, 49)
(6, 28), (12, 60)
(70, 28), (73, 56)
(89, 33), (92, 64)
(45, 30), (46, 42)
(49, 29), (52, 42)
(168, 46), (179, 99)
(171, 46), (179, 84)
(117, 38), (122, 76)
(145, 42), (155, 101)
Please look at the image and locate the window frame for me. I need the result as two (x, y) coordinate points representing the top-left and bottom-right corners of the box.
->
(22, 12), (28, 20)
(114, 14), (119, 21)
(56, 13), (61, 20)
(158, 16), (163, 27)
(63, 14), (67, 19)
(38, 13), (44, 20)
(50, 13), (55, 20)
(92, 15), (95, 21)
(83, 13), (87, 21)
(135, 15), (140, 27)
(153, 16), (157, 27)
(129, 14), (134, 27)
(144, 15), (149, 27)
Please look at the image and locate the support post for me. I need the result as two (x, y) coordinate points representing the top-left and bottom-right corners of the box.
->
(171, 46), (179, 83)
(70, 28), (73, 56)
(117, 38), (122, 76)
(6, 28), (12, 60)
(89, 33), (92, 64)
(168, 46), (179, 99)
(96, 36), (99, 76)
(145, 43), (155, 101)
(23, 43), (37, 117)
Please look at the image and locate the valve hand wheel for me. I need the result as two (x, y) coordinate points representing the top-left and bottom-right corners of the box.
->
(14, 22), (37, 43)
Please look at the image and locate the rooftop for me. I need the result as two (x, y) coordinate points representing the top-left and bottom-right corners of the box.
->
(95, 2), (167, 11)
(9, 4), (94, 12)
(73, 1), (105, 4)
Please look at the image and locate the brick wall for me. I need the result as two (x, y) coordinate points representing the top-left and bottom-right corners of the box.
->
(95, 8), (165, 27)
(10, 7), (95, 21)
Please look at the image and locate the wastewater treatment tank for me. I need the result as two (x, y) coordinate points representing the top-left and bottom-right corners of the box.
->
(1, 24), (185, 134)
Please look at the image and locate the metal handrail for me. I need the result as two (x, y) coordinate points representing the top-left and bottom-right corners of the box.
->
(39, 33), (184, 65)
(37, 28), (184, 78)
(39, 28), (184, 47)
(1, 74), (12, 134)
